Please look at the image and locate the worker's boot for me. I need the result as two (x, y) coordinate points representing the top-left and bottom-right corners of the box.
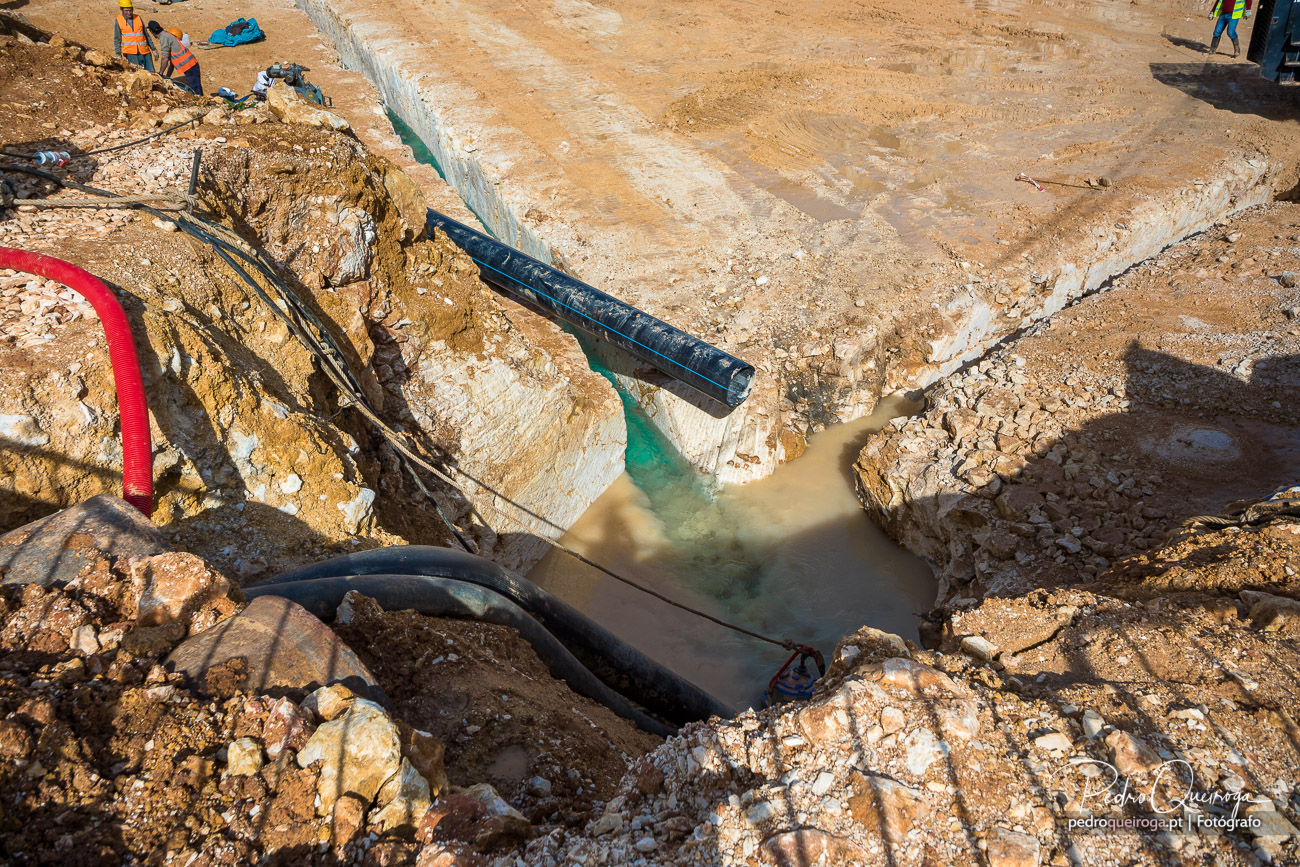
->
(1232, 36), (1241, 56)
(1209, 35), (1221, 54)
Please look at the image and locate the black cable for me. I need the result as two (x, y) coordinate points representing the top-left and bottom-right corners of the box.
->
(0, 116), (202, 162)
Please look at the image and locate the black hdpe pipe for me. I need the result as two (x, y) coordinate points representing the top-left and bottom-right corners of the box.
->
(255, 546), (735, 727)
(427, 210), (755, 408)
(245, 574), (675, 737)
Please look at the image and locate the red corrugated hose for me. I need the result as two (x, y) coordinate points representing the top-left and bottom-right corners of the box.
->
(0, 247), (154, 517)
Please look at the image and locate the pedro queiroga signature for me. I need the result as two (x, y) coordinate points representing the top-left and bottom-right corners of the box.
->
(1062, 759), (1271, 833)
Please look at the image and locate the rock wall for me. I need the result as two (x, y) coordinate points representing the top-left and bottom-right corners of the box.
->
(198, 133), (626, 573)
(900, 155), (1279, 393)
(290, 0), (1289, 492)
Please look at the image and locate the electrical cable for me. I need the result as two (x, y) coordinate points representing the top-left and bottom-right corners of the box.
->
(0, 247), (154, 516)
(0, 162), (805, 653)
(1, 116), (203, 162)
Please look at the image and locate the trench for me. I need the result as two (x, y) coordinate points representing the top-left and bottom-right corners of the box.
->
(526, 394), (936, 709)
(386, 103), (937, 709)
(340, 4), (1283, 709)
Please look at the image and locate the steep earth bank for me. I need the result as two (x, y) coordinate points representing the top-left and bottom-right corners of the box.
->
(0, 30), (623, 576)
(856, 201), (1300, 602)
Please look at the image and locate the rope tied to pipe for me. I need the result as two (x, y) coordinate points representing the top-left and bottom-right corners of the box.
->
(0, 161), (806, 655)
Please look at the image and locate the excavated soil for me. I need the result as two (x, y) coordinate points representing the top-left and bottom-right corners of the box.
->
(331, 596), (660, 820)
(856, 200), (1300, 602)
(0, 526), (657, 866)
(0, 34), (623, 578)
(0, 550), (325, 866)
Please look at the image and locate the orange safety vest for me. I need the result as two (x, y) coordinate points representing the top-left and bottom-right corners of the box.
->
(116, 13), (148, 54)
(170, 41), (198, 73)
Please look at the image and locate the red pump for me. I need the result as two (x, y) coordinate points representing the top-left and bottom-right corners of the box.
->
(0, 247), (153, 517)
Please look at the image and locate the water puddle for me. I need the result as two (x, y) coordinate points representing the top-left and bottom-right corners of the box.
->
(384, 106), (937, 710)
(528, 396), (937, 710)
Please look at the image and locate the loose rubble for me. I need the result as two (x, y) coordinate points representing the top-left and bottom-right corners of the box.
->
(0, 497), (658, 865)
(857, 202), (1300, 602)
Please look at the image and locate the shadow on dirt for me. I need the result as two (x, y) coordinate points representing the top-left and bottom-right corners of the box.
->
(1149, 58), (1296, 120)
(1162, 32), (1211, 53)
(872, 342), (1300, 604)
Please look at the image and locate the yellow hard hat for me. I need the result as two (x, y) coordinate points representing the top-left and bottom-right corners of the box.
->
(167, 27), (182, 39)
(118, 0), (133, 8)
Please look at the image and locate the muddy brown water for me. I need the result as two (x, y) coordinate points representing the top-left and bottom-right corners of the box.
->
(528, 397), (937, 710)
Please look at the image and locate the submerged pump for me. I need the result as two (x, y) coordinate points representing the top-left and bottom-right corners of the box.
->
(765, 645), (826, 706)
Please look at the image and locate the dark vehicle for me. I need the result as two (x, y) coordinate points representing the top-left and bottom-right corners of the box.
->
(1248, 0), (1300, 81)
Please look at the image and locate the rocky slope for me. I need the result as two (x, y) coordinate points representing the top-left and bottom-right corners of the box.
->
(0, 27), (623, 577)
(856, 202), (1300, 601)
(6, 476), (1298, 865)
(515, 501), (1300, 867)
(0, 496), (657, 865)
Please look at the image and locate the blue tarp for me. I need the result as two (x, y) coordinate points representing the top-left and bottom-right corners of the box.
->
(208, 18), (263, 46)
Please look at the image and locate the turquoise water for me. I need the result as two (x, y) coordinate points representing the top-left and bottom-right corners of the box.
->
(387, 108), (446, 178)
(388, 109), (935, 707)
(569, 331), (710, 506)
(527, 398), (937, 708)
(386, 108), (498, 237)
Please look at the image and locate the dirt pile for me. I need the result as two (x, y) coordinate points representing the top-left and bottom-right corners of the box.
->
(0, 497), (657, 866)
(0, 27), (621, 579)
(0, 513), (334, 865)
(856, 201), (1300, 601)
(331, 595), (660, 821)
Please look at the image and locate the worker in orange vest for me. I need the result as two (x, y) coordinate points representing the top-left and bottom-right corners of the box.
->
(112, 0), (155, 72)
(148, 21), (203, 96)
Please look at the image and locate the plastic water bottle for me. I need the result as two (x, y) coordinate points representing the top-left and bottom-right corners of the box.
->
(34, 151), (71, 167)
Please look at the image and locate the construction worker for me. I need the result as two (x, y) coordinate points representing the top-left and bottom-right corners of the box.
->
(113, 0), (155, 72)
(148, 21), (203, 96)
(1208, 0), (1252, 56)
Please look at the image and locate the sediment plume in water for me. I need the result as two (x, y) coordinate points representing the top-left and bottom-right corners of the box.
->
(528, 396), (937, 709)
